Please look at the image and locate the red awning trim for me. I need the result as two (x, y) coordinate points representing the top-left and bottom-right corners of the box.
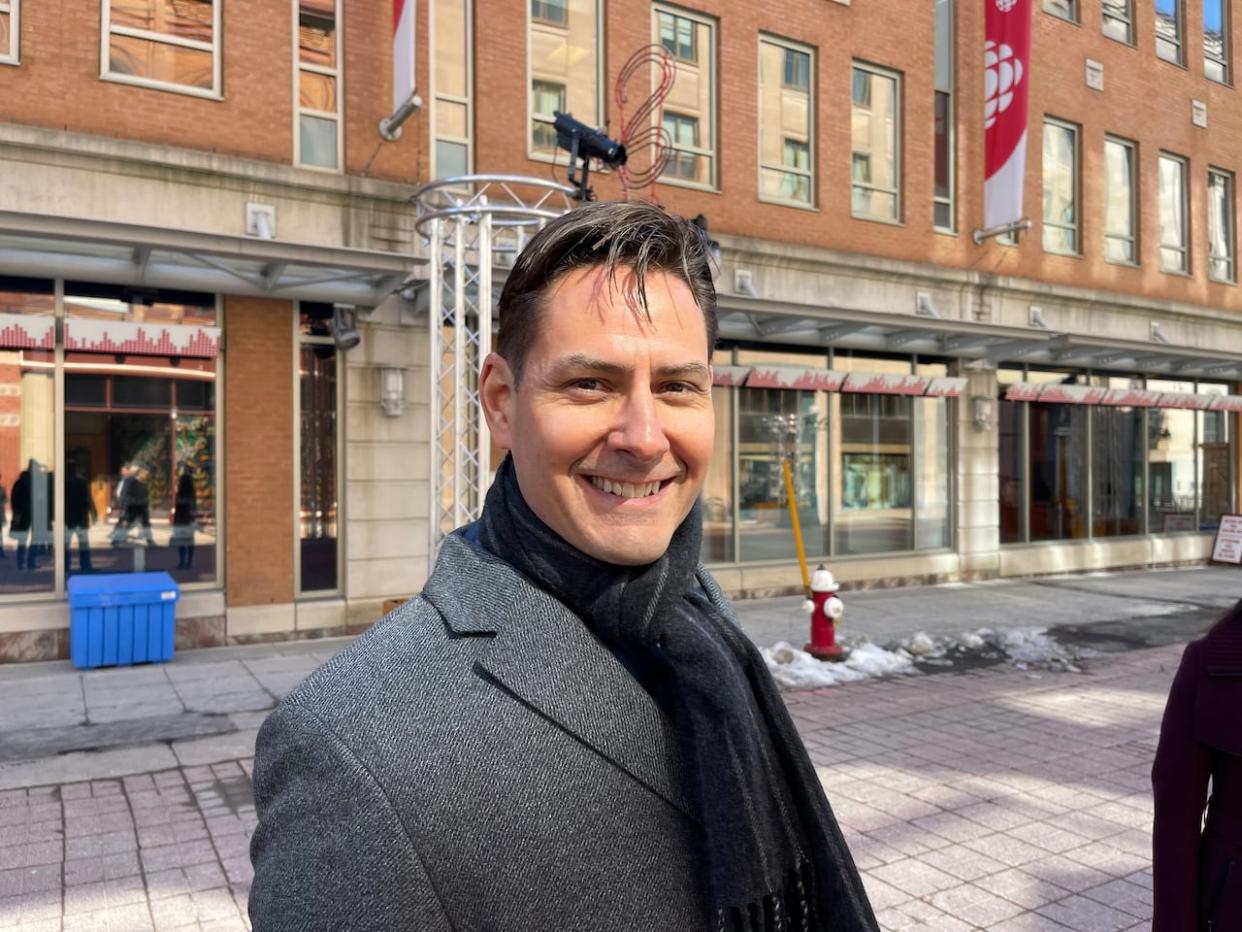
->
(841, 372), (929, 395)
(1037, 383), (1108, 405)
(924, 376), (969, 398)
(1157, 392), (1215, 410)
(1100, 388), (1162, 407)
(1004, 381), (1044, 401)
(746, 366), (848, 391)
(63, 320), (221, 359)
(1005, 382), (1234, 409)
(711, 365), (753, 387)
(0, 313), (55, 351)
(1210, 395), (1242, 412)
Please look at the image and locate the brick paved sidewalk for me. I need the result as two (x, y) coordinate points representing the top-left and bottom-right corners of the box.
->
(1, 643), (1181, 931)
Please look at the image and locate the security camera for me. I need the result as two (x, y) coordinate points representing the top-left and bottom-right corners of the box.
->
(331, 304), (361, 351)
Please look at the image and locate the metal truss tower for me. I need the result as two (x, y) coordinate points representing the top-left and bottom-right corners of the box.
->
(414, 175), (577, 554)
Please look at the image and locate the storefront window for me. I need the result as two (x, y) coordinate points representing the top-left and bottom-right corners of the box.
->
(1028, 399), (1088, 541)
(1148, 378), (1198, 532)
(0, 278), (55, 595)
(63, 284), (218, 583)
(834, 390), (914, 554)
(700, 383), (734, 563)
(299, 305), (338, 592)
(914, 396), (951, 549)
(1198, 382), (1232, 529)
(1092, 401), (1144, 537)
(998, 369), (1024, 544)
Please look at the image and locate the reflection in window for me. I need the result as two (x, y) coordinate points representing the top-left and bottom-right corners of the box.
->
(1104, 137), (1137, 264)
(758, 38), (813, 206)
(434, 0), (472, 178)
(1029, 402), (1087, 541)
(700, 385), (733, 563)
(737, 388), (829, 562)
(1209, 168), (1235, 283)
(835, 393), (914, 554)
(1159, 153), (1189, 273)
(914, 397), (950, 549)
(299, 342), (338, 592)
(1043, 0), (1077, 21)
(999, 399), (1023, 543)
(654, 6), (715, 187)
(850, 64), (900, 221)
(1093, 405), (1144, 536)
(1103, 0), (1133, 42)
(104, 0), (219, 94)
(1200, 383), (1233, 529)
(1205, 0), (1229, 81)
(1042, 119), (1079, 254)
(1156, 0), (1183, 64)
(528, 0), (599, 159)
(1148, 410), (1196, 532)
(297, 0), (341, 170)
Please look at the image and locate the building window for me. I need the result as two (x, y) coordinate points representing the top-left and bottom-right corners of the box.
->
(528, 0), (601, 160)
(1205, 0), (1230, 82)
(1159, 152), (1189, 273)
(295, 0), (342, 171)
(101, 0), (221, 97)
(1209, 168), (1235, 283)
(1156, 0), (1183, 65)
(700, 353), (734, 563)
(934, 0), (954, 231)
(850, 63), (901, 223)
(0, 0), (19, 65)
(654, 6), (716, 188)
(63, 284), (220, 586)
(1092, 398), (1145, 538)
(1199, 383), (1234, 530)
(433, 0), (472, 179)
(1043, 0), (1077, 22)
(1104, 136), (1137, 264)
(758, 37), (814, 206)
(1042, 119), (1079, 255)
(297, 305), (339, 593)
(1103, 0), (1134, 43)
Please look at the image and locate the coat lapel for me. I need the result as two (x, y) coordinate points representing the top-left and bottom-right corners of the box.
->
(422, 534), (695, 821)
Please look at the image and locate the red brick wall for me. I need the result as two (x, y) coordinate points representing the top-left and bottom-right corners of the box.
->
(224, 297), (293, 607)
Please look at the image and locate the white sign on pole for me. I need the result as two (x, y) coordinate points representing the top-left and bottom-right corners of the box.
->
(1211, 514), (1242, 565)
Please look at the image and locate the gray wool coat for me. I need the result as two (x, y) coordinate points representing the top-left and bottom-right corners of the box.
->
(249, 531), (730, 931)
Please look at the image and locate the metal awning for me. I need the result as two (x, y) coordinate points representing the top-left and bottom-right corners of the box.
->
(0, 212), (419, 307)
(716, 297), (1242, 381)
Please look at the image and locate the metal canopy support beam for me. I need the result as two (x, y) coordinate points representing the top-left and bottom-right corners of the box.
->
(984, 338), (1050, 363)
(757, 315), (817, 337)
(818, 322), (868, 342)
(885, 329), (935, 348)
(1088, 350), (1135, 366)
(940, 332), (996, 353)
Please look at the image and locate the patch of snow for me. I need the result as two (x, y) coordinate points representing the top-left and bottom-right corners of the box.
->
(761, 640), (916, 690)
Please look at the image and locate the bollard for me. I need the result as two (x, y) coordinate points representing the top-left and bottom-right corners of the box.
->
(800, 564), (845, 661)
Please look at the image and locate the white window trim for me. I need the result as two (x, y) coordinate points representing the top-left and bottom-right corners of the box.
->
(850, 60), (902, 224)
(653, 3), (718, 192)
(292, 304), (344, 598)
(757, 34), (816, 211)
(99, 0), (223, 99)
(0, 0), (19, 66)
(1208, 166), (1236, 283)
(292, 0), (344, 173)
(1158, 152), (1190, 274)
(430, 0), (474, 180)
(525, 0), (604, 164)
(1205, 0), (1231, 84)
(1042, 117), (1080, 256)
(1103, 135), (1138, 267)
(933, 0), (955, 233)
(1156, 0), (1185, 66)
(1042, 0), (1079, 23)
(1102, 0), (1134, 44)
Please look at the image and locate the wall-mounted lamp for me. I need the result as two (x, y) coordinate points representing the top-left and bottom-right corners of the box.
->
(971, 395), (994, 433)
(379, 366), (406, 418)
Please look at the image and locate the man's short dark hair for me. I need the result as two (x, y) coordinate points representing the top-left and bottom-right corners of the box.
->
(496, 201), (718, 381)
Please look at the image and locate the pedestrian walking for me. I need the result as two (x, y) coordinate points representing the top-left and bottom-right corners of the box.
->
(1152, 598), (1242, 931)
(248, 202), (877, 932)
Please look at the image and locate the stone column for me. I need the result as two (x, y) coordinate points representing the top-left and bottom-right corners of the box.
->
(955, 366), (1000, 580)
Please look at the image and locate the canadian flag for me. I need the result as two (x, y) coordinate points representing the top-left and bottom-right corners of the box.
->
(984, 0), (1032, 230)
(393, 0), (416, 112)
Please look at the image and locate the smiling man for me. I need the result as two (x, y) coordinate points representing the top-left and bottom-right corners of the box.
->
(248, 202), (876, 932)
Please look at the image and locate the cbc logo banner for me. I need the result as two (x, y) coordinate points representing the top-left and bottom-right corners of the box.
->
(984, 40), (1024, 130)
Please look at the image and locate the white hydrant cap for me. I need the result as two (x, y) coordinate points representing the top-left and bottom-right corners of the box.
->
(810, 565), (838, 593)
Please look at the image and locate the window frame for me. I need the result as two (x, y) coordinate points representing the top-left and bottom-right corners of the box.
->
(292, 0), (344, 173)
(1042, 0), (1079, 23)
(933, 0), (955, 233)
(653, 3), (718, 192)
(431, 0), (474, 180)
(1041, 117), (1081, 256)
(1103, 135), (1138, 266)
(1208, 166), (1236, 284)
(99, 0), (223, 99)
(1205, 0), (1231, 83)
(849, 60), (903, 225)
(757, 33), (816, 210)
(1102, 0), (1134, 43)
(1158, 151), (1190, 274)
(0, 0), (19, 66)
(1156, 0), (1184, 66)
(531, 0), (567, 26)
(525, 0), (604, 163)
(293, 303), (344, 598)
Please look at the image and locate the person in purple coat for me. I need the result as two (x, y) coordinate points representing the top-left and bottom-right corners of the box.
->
(1152, 599), (1242, 931)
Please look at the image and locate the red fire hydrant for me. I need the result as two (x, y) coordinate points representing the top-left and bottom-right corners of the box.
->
(801, 564), (845, 661)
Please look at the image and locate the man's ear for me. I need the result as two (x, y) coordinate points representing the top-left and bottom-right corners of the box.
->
(480, 352), (516, 450)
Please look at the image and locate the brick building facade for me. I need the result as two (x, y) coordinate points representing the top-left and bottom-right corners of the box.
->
(0, 0), (1239, 662)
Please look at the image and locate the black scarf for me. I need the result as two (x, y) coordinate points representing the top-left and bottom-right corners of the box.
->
(477, 457), (877, 932)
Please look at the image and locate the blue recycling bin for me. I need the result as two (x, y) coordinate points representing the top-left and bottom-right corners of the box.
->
(67, 572), (180, 669)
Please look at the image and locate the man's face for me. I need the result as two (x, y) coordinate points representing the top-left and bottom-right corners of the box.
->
(482, 265), (714, 566)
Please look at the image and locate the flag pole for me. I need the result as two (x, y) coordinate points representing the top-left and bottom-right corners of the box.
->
(972, 217), (1032, 245)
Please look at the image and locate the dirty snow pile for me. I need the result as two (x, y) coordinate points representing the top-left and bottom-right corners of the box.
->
(893, 626), (1095, 673)
(761, 640), (917, 690)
